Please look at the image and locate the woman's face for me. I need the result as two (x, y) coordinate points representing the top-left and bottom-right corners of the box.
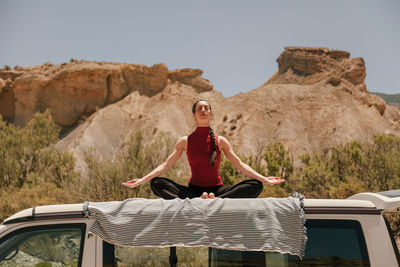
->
(193, 101), (212, 126)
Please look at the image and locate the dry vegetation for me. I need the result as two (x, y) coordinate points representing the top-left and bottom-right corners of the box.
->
(1, 111), (400, 243)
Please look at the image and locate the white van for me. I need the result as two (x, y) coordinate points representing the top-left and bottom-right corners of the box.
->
(0, 191), (399, 267)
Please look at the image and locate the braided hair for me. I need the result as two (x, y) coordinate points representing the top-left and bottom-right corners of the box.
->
(192, 99), (218, 166)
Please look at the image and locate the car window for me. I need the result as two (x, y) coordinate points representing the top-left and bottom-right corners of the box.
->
(0, 224), (85, 267)
(104, 219), (370, 267)
(209, 220), (370, 267)
(289, 219), (370, 266)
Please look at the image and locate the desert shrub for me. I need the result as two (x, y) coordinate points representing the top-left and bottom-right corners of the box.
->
(290, 134), (400, 198)
(219, 155), (242, 186)
(0, 111), (79, 222)
(258, 142), (293, 197)
(326, 137), (399, 193)
(25, 147), (78, 188)
(263, 142), (294, 180)
(328, 177), (365, 199)
(359, 134), (400, 191)
(219, 152), (267, 186)
(0, 182), (78, 222)
(294, 153), (336, 198)
(322, 134), (400, 196)
(329, 141), (363, 182)
(219, 142), (292, 197)
(80, 130), (180, 201)
(0, 111), (73, 188)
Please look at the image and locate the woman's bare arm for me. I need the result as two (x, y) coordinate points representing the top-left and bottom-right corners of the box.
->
(122, 136), (187, 188)
(219, 136), (285, 184)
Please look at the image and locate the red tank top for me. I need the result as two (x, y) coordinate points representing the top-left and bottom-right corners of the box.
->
(187, 127), (223, 187)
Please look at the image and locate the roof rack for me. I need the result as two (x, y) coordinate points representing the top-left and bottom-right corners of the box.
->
(348, 190), (400, 210)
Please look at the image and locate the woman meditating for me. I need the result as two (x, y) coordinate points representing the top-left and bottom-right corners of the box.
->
(122, 99), (285, 199)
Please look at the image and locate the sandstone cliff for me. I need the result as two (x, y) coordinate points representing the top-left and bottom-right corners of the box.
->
(1, 47), (399, 174)
(0, 61), (213, 129)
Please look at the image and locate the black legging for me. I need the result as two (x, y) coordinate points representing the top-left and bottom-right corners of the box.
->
(150, 177), (263, 199)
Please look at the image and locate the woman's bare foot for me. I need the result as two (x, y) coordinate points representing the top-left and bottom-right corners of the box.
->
(201, 192), (209, 199)
(208, 192), (216, 199)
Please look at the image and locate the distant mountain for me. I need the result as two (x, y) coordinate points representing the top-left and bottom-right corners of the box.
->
(372, 92), (400, 106)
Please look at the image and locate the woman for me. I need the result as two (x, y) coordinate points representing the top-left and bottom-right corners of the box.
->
(122, 99), (285, 199)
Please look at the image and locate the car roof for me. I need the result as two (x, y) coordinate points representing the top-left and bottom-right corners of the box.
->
(2, 197), (379, 225)
(4, 190), (400, 225)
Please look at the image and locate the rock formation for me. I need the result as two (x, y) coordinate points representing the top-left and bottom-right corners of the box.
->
(0, 61), (213, 129)
(267, 47), (387, 116)
(1, 47), (399, 175)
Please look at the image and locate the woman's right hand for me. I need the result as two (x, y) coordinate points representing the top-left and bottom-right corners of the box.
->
(122, 178), (146, 188)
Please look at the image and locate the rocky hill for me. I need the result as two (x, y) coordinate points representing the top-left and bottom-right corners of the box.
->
(0, 60), (213, 129)
(1, 47), (399, 173)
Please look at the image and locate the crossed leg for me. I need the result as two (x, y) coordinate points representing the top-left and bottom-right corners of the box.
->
(151, 177), (263, 199)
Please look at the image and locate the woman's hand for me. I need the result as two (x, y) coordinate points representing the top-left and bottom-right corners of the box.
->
(122, 178), (146, 188)
(259, 176), (286, 185)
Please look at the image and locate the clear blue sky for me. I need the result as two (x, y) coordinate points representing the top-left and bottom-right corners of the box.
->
(1, 0), (399, 96)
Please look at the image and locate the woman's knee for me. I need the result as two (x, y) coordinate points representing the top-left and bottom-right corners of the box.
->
(248, 179), (263, 195)
(150, 177), (167, 190)
(246, 179), (263, 186)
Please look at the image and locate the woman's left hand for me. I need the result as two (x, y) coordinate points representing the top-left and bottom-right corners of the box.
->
(260, 176), (286, 185)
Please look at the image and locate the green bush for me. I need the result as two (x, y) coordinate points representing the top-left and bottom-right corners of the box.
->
(219, 155), (242, 186)
(219, 142), (292, 197)
(292, 153), (332, 198)
(0, 111), (79, 222)
(360, 134), (400, 191)
(0, 111), (75, 188)
(0, 182), (79, 222)
(287, 134), (400, 198)
(263, 142), (294, 181)
(80, 130), (181, 201)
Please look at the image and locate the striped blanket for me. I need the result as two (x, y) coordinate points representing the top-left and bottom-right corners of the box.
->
(83, 194), (306, 258)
